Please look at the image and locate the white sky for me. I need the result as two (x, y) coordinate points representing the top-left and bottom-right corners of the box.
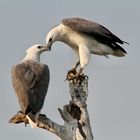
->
(0, 0), (140, 140)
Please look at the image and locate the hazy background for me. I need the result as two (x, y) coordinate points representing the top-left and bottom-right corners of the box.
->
(0, 0), (139, 140)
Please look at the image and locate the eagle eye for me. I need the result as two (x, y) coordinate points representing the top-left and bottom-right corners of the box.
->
(49, 38), (52, 42)
(37, 46), (42, 49)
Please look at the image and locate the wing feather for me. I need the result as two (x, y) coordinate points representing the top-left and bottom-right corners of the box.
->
(62, 18), (128, 53)
(12, 61), (50, 114)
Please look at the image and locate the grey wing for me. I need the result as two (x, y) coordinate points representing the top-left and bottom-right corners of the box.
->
(62, 18), (128, 53)
(12, 63), (50, 114)
(28, 64), (50, 114)
(12, 63), (32, 113)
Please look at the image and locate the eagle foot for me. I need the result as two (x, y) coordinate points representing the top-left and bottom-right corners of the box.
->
(75, 74), (88, 83)
(66, 69), (88, 81)
(9, 112), (28, 126)
(66, 69), (77, 81)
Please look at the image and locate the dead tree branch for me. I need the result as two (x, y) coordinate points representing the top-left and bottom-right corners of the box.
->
(9, 75), (93, 140)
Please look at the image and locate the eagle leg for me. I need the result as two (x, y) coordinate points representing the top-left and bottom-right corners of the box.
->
(73, 61), (80, 70)
(68, 61), (80, 74)
(66, 61), (80, 81)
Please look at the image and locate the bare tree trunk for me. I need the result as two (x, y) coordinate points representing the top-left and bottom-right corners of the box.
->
(9, 76), (93, 140)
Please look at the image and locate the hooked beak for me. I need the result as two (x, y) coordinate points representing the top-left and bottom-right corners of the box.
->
(44, 42), (52, 51)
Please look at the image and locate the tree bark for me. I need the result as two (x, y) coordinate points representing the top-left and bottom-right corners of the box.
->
(9, 76), (93, 140)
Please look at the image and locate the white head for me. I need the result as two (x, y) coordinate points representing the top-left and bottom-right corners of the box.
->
(46, 25), (62, 51)
(23, 44), (47, 62)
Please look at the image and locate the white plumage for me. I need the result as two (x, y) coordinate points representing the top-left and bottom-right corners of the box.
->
(45, 18), (128, 80)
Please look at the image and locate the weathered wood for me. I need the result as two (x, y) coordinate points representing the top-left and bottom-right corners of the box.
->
(9, 75), (93, 140)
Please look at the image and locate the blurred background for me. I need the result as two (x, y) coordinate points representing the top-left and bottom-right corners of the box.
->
(0, 0), (139, 140)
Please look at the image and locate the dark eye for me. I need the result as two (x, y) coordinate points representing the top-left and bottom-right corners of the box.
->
(49, 38), (52, 42)
(37, 46), (42, 49)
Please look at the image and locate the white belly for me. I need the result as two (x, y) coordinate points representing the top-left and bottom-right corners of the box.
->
(61, 24), (114, 56)
(65, 31), (113, 56)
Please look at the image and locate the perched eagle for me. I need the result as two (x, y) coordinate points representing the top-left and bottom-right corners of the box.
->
(11, 45), (50, 127)
(45, 17), (128, 80)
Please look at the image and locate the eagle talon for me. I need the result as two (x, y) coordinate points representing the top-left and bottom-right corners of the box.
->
(66, 68), (78, 81)
(66, 70), (85, 81)
(75, 74), (85, 81)
(66, 73), (78, 81)
(17, 110), (23, 115)
(67, 68), (77, 75)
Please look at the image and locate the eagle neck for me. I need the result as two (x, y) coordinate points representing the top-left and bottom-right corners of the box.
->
(22, 52), (40, 62)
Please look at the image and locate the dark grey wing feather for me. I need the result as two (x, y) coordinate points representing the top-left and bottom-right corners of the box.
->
(12, 61), (50, 114)
(24, 69), (36, 88)
(62, 18), (128, 53)
(28, 62), (50, 114)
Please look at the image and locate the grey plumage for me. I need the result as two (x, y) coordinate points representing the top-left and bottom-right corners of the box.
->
(12, 61), (49, 115)
(11, 45), (50, 127)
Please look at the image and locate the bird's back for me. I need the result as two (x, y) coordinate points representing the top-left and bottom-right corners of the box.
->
(11, 60), (50, 114)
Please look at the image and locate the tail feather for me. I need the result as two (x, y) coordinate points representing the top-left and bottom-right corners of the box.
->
(123, 41), (129, 45)
(113, 50), (126, 57)
(26, 114), (37, 128)
(26, 111), (40, 128)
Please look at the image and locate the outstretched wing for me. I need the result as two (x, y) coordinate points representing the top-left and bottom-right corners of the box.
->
(12, 61), (50, 114)
(62, 18), (128, 53)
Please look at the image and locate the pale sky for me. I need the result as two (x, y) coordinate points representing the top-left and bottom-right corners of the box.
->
(0, 0), (140, 140)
